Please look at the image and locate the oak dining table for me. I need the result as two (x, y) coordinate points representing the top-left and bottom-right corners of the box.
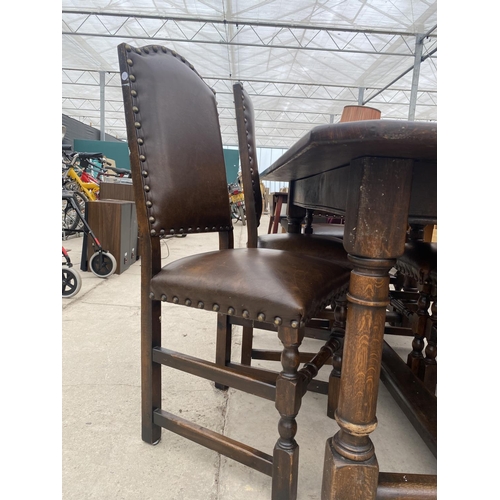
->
(261, 119), (437, 500)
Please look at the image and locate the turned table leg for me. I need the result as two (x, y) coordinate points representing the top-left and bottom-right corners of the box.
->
(321, 156), (414, 500)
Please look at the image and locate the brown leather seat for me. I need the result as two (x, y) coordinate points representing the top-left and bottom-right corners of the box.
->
(233, 82), (352, 416)
(118, 42), (351, 500)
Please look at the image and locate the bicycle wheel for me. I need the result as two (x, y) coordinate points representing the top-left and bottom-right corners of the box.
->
(62, 266), (82, 298)
(89, 250), (117, 278)
(63, 191), (87, 231)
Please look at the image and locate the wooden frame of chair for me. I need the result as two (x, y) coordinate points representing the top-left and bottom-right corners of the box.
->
(118, 43), (352, 500)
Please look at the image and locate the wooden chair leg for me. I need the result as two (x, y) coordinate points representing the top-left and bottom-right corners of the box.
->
(420, 299), (437, 394)
(141, 237), (162, 445)
(327, 296), (347, 418)
(215, 313), (232, 390)
(142, 295), (162, 444)
(240, 325), (253, 365)
(407, 288), (430, 375)
(272, 326), (304, 500)
(271, 196), (284, 234)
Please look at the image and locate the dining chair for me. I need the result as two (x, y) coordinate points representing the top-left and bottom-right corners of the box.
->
(117, 42), (352, 500)
(391, 228), (437, 394)
(233, 81), (353, 416)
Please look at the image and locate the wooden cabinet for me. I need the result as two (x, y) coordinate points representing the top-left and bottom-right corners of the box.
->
(84, 200), (138, 275)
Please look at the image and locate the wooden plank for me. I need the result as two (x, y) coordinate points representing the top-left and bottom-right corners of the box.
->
(377, 472), (437, 499)
(153, 409), (273, 476)
(380, 341), (437, 457)
(153, 347), (276, 401)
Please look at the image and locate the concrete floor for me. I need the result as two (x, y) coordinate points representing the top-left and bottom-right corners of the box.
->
(62, 214), (436, 500)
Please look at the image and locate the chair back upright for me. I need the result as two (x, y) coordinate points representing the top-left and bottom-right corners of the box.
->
(117, 43), (233, 248)
(233, 82), (263, 248)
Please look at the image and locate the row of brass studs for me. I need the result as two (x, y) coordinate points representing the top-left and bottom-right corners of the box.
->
(240, 93), (259, 195)
(149, 291), (300, 328)
(125, 43), (220, 235)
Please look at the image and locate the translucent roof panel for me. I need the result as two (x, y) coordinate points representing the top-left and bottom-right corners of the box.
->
(62, 0), (437, 148)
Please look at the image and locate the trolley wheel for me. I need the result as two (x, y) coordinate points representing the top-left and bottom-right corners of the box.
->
(89, 250), (117, 278)
(238, 205), (246, 226)
(62, 266), (82, 298)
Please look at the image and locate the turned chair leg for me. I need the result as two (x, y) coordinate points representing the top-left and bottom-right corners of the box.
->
(327, 296), (347, 419)
(272, 326), (304, 500)
(407, 287), (431, 375)
(420, 298), (437, 394)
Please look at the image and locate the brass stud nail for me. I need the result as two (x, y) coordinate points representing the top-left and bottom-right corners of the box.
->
(185, 299), (192, 306)
(161, 46), (167, 53)
(257, 313), (265, 322)
(150, 229), (156, 236)
(144, 47), (150, 54)
(291, 320), (299, 328)
(139, 155), (146, 161)
(149, 216), (155, 223)
(135, 48), (142, 54)
(142, 171), (148, 177)
(212, 304), (220, 312)
(227, 307), (235, 315)
(179, 228), (184, 233)
(146, 201), (152, 207)
(149, 292), (155, 299)
(137, 138), (143, 145)
(173, 296), (179, 304)
(127, 59), (133, 66)
(133, 106), (139, 113)
(242, 310), (250, 319)
(129, 75), (136, 82)
(196, 227), (201, 232)
(170, 229), (175, 234)
(152, 46), (158, 52)
(274, 317), (283, 326)
(188, 227), (192, 232)
(125, 45), (131, 51)
(160, 229), (165, 236)
(131, 90), (137, 97)
(134, 122), (141, 129)
(144, 185), (150, 191)
(161, 294), (167, 301)
(197, 301), (204, 309)
(205, 227), (209, 231)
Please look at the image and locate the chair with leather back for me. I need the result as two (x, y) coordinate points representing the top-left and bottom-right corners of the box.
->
(233, 81), (354, 415)
(118, 43), (352, 500)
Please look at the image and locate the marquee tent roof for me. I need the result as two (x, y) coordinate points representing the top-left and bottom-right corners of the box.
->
(62, 0), (437, 148)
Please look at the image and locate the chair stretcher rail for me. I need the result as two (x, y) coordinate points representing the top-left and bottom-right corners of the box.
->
(153, 409), (273, 476)
(152, 347), (276, 401)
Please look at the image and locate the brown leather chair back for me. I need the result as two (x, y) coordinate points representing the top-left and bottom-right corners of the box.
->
(233, 82), (263, 248)
(118, 43), (232, 238)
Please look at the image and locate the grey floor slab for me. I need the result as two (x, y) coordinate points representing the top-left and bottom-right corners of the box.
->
(62, 214), (436, 499)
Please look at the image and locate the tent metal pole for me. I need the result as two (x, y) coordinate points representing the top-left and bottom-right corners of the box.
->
(100, 71), (105, 140)
(408, 35), (424, 121)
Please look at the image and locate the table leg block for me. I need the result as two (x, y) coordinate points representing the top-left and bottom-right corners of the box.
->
(321, 438), (378, 500)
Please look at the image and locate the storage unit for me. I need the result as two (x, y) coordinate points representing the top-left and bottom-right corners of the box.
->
(99, 182), (140, 260)
(99, 181), (135, 202)
(83, 200), (138, 275)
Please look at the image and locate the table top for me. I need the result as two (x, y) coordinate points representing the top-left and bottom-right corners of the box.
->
(261, 119), (437, 182)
